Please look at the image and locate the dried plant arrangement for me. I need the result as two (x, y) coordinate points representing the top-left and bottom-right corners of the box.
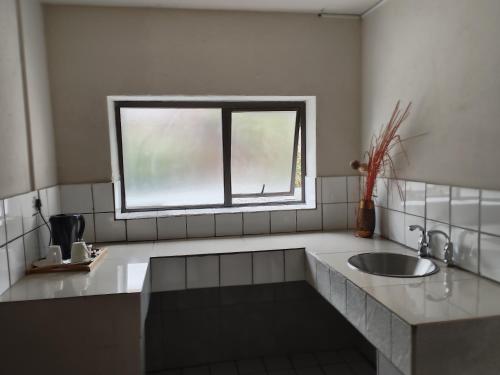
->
(351, 100), (412, 238)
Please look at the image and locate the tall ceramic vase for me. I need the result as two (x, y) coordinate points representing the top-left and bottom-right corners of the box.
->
(356, 199), (375, 238)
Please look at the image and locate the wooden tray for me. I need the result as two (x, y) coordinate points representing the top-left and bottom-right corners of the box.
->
(26, 248), (108, 274)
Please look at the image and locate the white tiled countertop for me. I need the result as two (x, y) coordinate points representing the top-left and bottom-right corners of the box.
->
(2, 231), (500, 327)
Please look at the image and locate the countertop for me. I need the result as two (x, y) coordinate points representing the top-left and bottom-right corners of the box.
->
(2, 231), (500, 326)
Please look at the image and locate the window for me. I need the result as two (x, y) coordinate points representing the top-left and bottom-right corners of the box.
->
(111, 98), (311, 213)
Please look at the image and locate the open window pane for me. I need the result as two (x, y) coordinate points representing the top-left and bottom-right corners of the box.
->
(231, 111), (298, 196)
(120, 107), (224, 209)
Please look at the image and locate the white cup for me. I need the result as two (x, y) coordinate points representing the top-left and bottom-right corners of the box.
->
(71, 242), (90, 263)
(46, 245), (63, 265)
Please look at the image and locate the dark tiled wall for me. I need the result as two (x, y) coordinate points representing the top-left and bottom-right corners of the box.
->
(145, 281), (373, 372)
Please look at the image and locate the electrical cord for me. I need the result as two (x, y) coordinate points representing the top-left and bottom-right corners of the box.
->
(34, 198), (52, 247)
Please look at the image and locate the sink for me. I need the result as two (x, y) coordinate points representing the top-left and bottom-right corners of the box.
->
(347, 252), (439, 278)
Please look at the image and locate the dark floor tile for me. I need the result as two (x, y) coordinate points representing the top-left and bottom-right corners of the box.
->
(183, 365), (210, 375)
(295, 367), (324, 375)
(349, 362), (375, 375)
(338, 350), (365, 364)
(264, 356), (293, 371)
(314, 351), (343, 366)
(291, 353), (319, 369)
(237, 358), (266, 375)
(210, 361), (238, 375)
(322, 364), (354, 375)
(268, 370), (296, 375)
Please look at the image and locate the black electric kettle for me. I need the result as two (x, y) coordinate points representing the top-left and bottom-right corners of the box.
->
(49, 214), (85, 260)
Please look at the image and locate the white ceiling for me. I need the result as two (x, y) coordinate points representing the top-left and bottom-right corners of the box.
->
(42, 0), (382, 15)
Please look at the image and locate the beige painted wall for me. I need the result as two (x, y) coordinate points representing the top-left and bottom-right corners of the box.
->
(20, 0), (58, 189)
(362, 0), (500, 189)
(0, 0), (57, 199)
(44, 6), (361, 184)
(0, 0), (31, 198)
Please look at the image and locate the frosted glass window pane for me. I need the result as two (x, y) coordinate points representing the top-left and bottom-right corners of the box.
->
(231, 111), (297, 195)
(120, 108), (224, 208)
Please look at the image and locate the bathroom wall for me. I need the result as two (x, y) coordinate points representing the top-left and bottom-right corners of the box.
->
(362, 0), (500, 189)
(0, 0), (58, 199)
(44, 5), (361, 184)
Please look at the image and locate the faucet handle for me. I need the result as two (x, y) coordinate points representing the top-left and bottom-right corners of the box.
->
(408, 224), (425, 233)
(408, 224), (429, 257)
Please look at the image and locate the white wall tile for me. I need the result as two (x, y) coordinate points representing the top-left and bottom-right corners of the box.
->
(451, 187), (479, 231)
(216, 213), (243, 237)
(270, 210), (296, 233)
(481, 190), (500, 236)
(46, 185), (61, 216)
(7, 238), (25, 286)
(426, 219), (450, 260)
(405, 181), (425, 217)
(38, 188), (49, 224)
(186, 255), (219, 289)
(0, 200), (6, 246)
(347, 203), (358, 230)
(4, 194), (23, 242)
(0, 246), (9, 295)
(220, 253), (252, 286)
(426, 184), (450, 224)
(243, 212), (270, 235)
(366, 296), (391, 358)
(346, 281), (366, 333)
(451, 227), (478, 273)
(297, 207), (322, 232)
(284, 249), (305, 281)
(374, 178), (388, 208)
(322, 177), (347, 203)
(23, 230), (40, 269)
(322, 203), (347, 231)
(316, 177), (322, 204)
(157, 216), (186, 240)
(61, 184), (93, 214)
(480, 234), (500, 282)
(127, 218), (157, 241)
(347, 176), (360, 203)
(387, 210), (405, 245)
(404, 214), (425, 251)
(253, 250), (284, 284)
(151, 257), (186, 292)
(92, 183), (114, 212)
(187, 215), (215, 238)
(388, 180), (405, 212)
(20, 191), (38, 234)
(94, 213), (126, 242)
(81, 213), (95, 243)
(37, 224), (51, 258)
(330, 269), (346, 314)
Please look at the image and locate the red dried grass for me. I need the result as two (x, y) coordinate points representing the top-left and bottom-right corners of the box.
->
(362, 101), (412, 201)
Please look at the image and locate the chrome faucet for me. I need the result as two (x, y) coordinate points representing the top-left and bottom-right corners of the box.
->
(427, 230), (455, 267)
(408, 224), (429, 257)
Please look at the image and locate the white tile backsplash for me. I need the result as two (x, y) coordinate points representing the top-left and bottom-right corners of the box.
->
(347, 176), (360, 203)
(297, 207), (322, 232)
(253, 250), (284, 284)
(186, 255), (219, 289)
(94, 212), (126, 242)
(426, 219), (450, 260)
(451, 226), (478, 273)
(220, 253), (252, 286)
(387, 210), (405, 245)
(92, 183), (114, 212)
(20, 191), (38, 233)
(187, 215), (215, 238)
(151, 257), (186, 292)
(82, 213), (95, 243)
(7, 238), (25, 286)
(405, 181), (425, 217)
(215, 213), (243, 237)
(127, 218), (157, 241)
(322, 203), (347, 231)
(374, 178), (388, 208)
(480, 234), (500, 282)
(426, 184), (450, 224)
(243, 212), (270, 235)
(284, 249), (305, 281)
(0, 246), (9, 295)
(347, 203), (358, 230)
(322, 177), (347, 203)
(388, 180), (405, 212)
(4, 195), (23, 242)
(157, 216), (186, 240)
(270, 210), (296, 233)
(23, 229), (40, 269)
(0, 200), (6, 246)
(61, 184), (93, 214)
(451, 187), (480, 231)
(46, 185), (61, 216)
(481, 190), (500, 236)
